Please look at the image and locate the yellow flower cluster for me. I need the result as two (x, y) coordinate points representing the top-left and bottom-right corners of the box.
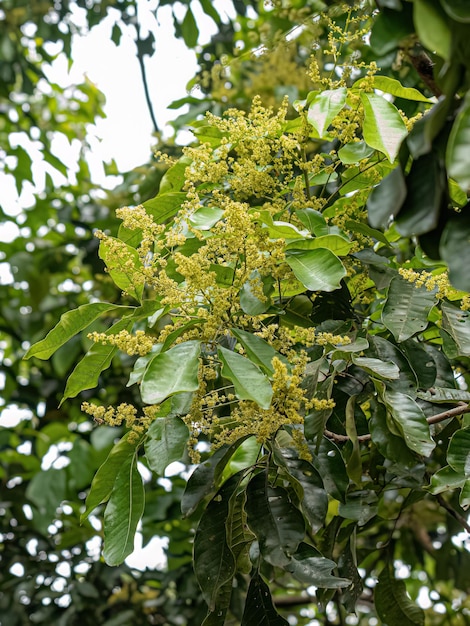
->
(399, 268), (470, 311)
(88, 329), (155, 356)
(81, 401), (157, 442)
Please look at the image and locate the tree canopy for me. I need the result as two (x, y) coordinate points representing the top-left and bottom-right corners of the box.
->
(1, 1), (470, 625)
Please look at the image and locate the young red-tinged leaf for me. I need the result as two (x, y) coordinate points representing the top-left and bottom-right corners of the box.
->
(103, 451), (145, 566)
(361, 92), (408, 162)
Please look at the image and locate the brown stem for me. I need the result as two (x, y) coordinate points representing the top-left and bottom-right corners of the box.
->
(435, 493), (470, 534)
(324, 402), (469, 444)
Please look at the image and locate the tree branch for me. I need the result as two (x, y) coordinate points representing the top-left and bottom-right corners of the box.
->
(435, 493), (470, 534)
(324, 402), (470, 444)
(134, 4), (159, 134)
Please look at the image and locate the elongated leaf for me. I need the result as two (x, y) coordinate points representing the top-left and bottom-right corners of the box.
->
(231, 328), (285, 376)
(366, 336), (417, 394)
(441, 302), (470, 357)
(361, 92), (408, 162)
(352, 356), (399, 379)
(103, 452), (145, 565)
(241, 573), (288, 626)
(447, 428), (470, 477)
(295, 208), (328, 235)
(375, 565), (425, 626)
(194, 474), (239, 610)
(446, 96), (470, 189)
(382, 275), (435, 341)
(99, 237), (144, 302)
(181, 6), (199, 47)
(286, 543), (350, 588)
(355, 75), (431, 102)
(141, 340), (201, 404)
(401, 340), (437, 389)
(429, 465), (466, 494)
(345, 396), (361, 486)
(440, 212), (470, 292)
(218, 346), (273, 409)
(61, 319), (134, 405)
(417, 387), (470, 403)
(144, 191), (186, 222)
(414, 0), (451, 60)
(309, 438), (349, 503)
(245, 471), (305, 567)
(182, 439), (250, 517)
(144, 416), (189, 475)
(286, 234), (351, 256)
(367, 165), (406, 229)
(82, 433), (137, 522)
(384, 390), (435, 456)
(307, 88), (347, 137)
(24, 303), (131, 360)
(441, 0), (470, 22)
(339, 490), (378, 526)
(285, 248), (346, 292)
(338, 141), (375, 164)
(370, 403), (417, 471)
(344, 219), (390, 246)
(276, 447), (327, 532)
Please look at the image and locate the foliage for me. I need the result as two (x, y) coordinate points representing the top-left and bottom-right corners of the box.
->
(2, 0), (470, 625)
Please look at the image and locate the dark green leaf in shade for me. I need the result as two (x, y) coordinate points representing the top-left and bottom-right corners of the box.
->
(141, 340), (201, 404)
(218, 346), (273, 409)
(441, 302), (470, 357)
(440, 209), (470, 292)
(440, 0), (470, 22)
(447, 428), (470, 477)
(369, 403), (417, 471)
(375, 565), (425, 626)
(309, 438), (349, 503)
(366, 336), (417, 394)
(422, 343), (456, 388)
(429, 465), (466, 494)
(144, 416), (189, 475)
(417, 387), (470, 403)
(285, 248), (346, 292)
(401, 339), (437, 389)
(370, 6), (413, 55)
(382, 275), (435, 341)
(82, 433), (138, 522)
(459, 480), (470, 510)
(339, 490), (378, 526)
(286, 543), (351, 588)
(26, 468), (67, 521)
(241, 573), (288, 626)
(395, 152), (444, 236)
(181, 6), (199, 48)
(367, 165), (406, 229)
(446, 95), (470, 189)
(103, 452), (145, 566)
(24, 303), (132, 360)
(245, 471), (305, 567)
(383, 390), (435, 456)
(413, 0), (451, 60)
(275, 447), (328, 532)
(194, 474), (240, 611)
(360, 92), (408, 162)
(345, 396), (362, 486)
(181, 439), (250, 517)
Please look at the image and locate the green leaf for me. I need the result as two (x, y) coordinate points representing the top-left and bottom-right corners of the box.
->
(370, 402), (417, 471)
(190, 206), (224, 230)
(355, 75), (431, 102)
(245, 471), (305, 567)
(309, 438), (349, 503)
(343, 219), (390, 246)
(24, 303), (130, 360)
(157, 157), (192, 194)
(417, 387), (470, 403)
(338, 141), (375, 164)
(182, 439), (250, 517)
(375, 565), (425, 626)
(367, 165), (406, 229)
(144, 416), (189, 475)
(360, 92), (408, 162)
(241, 573), (288, 626)
(26, 468), (67, 520)
(194, 474), (239, 610)
(440, 0), (470, 22)
(382, 275), (435, 341)
(103, 451), (145, 566)
(429, 465), (466, 494)
(367, 336), (417, 394)
(401, 340), (437, 389)
(440, 212), (470, 292)
(447, 96), (470, 189)
(276, 447), (328, 532)
(181, 6), (199, 48)
(231, 328), (286, 376)
(143, 191), (186, 223)
(286, 234), (352, 256)
(441, 302), (470, 357)
(414, 0), (451, 60)
(345, 396), (362, 486)
(352, 356), (400, 379)
(460, 479), (470, 510)
(82, 433), (138, 522)
(286, 543), (351, 588)
(307, 88), (347, 137)
(218, 346), (273, 409)
(99, 237), (144, 302)
(61, 318), (134, 404)
(295, 208), (328, 235)
(339, 490), (378, 526)
(285, 248), (346, 292)
(447, 428), (470, 477)
(141, 340), (201, 404)
(383, 390), (435, 456)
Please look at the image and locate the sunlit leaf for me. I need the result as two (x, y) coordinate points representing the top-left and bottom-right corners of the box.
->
(99, 237), (144, 302)
(352, 356), (399, 379)
(382, 275), (435, 341)
(383, 390), (435, 456)
(307, 88), (347, 137)
(144, 416), (189, 475)
(285, 248), (346, 292)
(218, 346), (273, 409)
(354, 75), (431, 102)
(361, 92), (408, 162)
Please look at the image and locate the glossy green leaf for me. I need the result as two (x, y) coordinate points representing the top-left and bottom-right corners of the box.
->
(352, 356), (399, 379)
(447, 428), (470, 477)
(285, 248), (346, 292)
(414, 0), (451, 60)
(338, 141), (375, 164)
(61, 318), (134, 404)
(307, 88), (347, 137)
(286, 234), (351, 256)
(417, 386), (470, 403)
(82, 433), (137, 522)
(231, 328), (286, 376)
(460, 480), (470, 510)
(367, 336), (417, 394)
(99, 237), (144, 302)
(103, 451), (145, 566)
(24, 303), (131, 360)
(141, 340), (201, 404)
(429, 465), (466, 494)
(361, 92), (408, 162)
(344, 219), (390, 246)
(367, 165), (406, 229)
(401, 340), (437, 389)
(309, 438), (349, 503)
(157, 156), (192, 194)
(194, 474), (239, 610)
(144, 416), (189, 475)
(218, 346), (273, 409)
(383, 390), (435, 456)
(440, 212), (470, 292)
(190, 206), (224, 230)
(286, 543), (351, 588)
(355, 75), (431, 102)
(276, 447), (327, 532)
(375, 566), (425, 626)
(181, 6), (199, 48)
(241, 573), (288, 626)
(144, 191), (186, 222)
(440, 0), (470, 22)
(345, 396), (362, 485)
(295, 208), (328, 235)
(446, 96), (470, 188)
(382, 275), (435, 341)
(441, 302), (470, 357)
(370, 403), (417, 471)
